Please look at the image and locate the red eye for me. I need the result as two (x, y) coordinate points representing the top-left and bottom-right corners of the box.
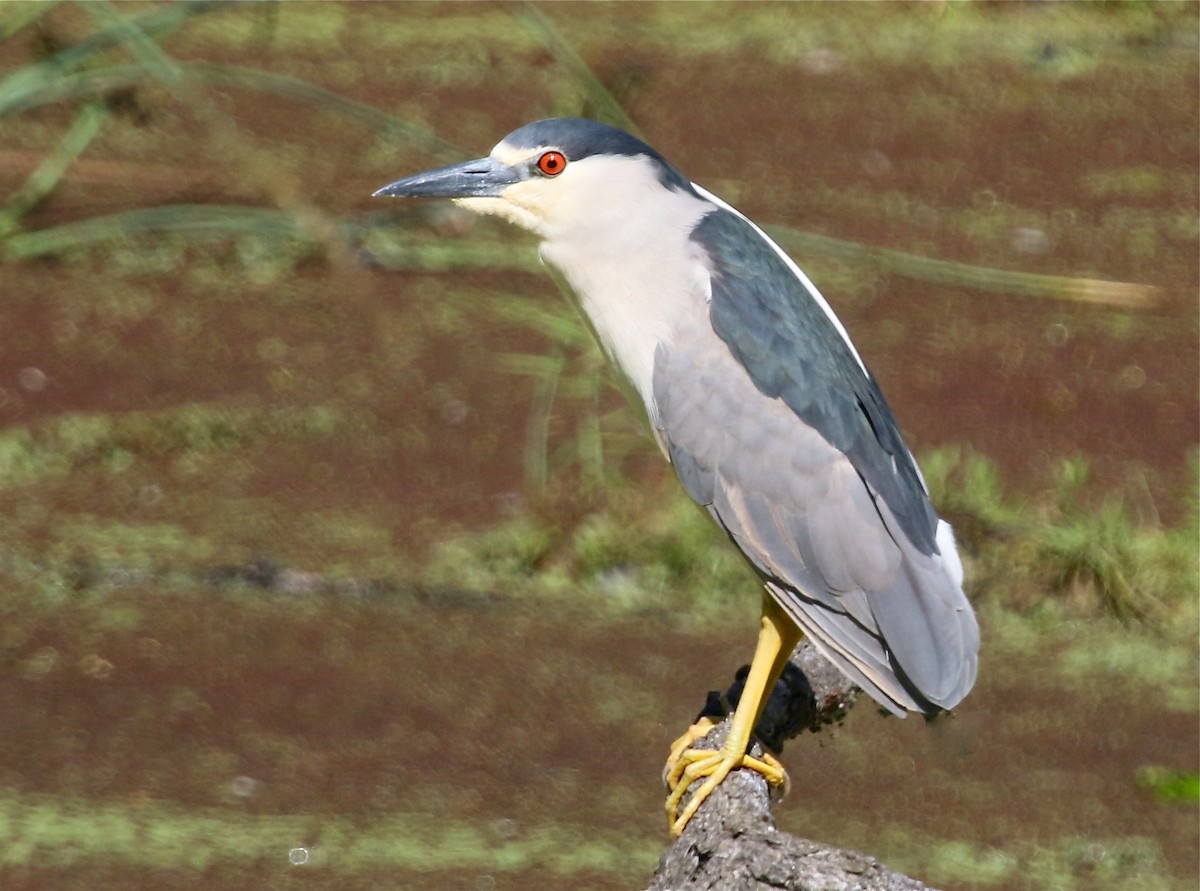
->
(536, 151), (567, 176)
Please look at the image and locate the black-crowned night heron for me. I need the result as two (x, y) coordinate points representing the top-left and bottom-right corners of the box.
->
(374, 118), (979, 835)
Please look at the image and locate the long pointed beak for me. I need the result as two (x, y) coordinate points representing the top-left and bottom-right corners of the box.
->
(373, 156), (521, 200)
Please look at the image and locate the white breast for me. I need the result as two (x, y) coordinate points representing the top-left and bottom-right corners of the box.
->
(535, 156), (715, 425)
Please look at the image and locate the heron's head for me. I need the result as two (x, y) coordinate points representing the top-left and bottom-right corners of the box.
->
(373, 118), (694, 239)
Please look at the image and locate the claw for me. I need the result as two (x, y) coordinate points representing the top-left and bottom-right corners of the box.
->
(662, 717), (717, 787)
(664, 743), (787, 834)
(658, 596), (802, 835)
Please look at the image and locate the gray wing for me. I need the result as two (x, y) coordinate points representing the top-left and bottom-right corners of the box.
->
(651, 210), (978, 715)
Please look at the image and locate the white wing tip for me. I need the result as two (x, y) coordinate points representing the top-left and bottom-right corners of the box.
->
(936, 519), (964, 589)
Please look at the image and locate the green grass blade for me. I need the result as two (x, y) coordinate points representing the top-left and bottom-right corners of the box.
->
(181, 62), (462, 158)
(512, 3), (638, 134)
(0, 1), (217, 117)
(576, 386), (605, 487)
(356, 230), (540, 273)
(0, 61), (146, 118)
(767, 226), (1159, 308)
(490, 300), (592, 347)
(2, 205), (307, 259)
(0, 101), (109, 237)
(4, 208), (529, 268)
(50, 0), (218, 70)
(0, 0), (62, 41)
(496, 353), (571, 380)
(79, 0), (184, 85)
(523, 348), (565, 493)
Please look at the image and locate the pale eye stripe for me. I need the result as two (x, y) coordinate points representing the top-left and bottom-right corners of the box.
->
(691, 183), (868, 376)
(492, 143), (540, 167)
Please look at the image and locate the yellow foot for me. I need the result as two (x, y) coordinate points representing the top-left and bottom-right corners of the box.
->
(661, 717), (718, 787)
(663, 738), (787, 835)
(661, 595), (802, 835)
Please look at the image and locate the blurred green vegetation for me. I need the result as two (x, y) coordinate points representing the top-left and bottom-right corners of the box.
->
(0, 0), (1180, 307)
(0, 791), (661, 877)
(0, 2), (1196, 890)
(416, 447), (1200, 636)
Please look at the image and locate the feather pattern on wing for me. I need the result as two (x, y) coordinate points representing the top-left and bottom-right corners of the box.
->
(652, 209), (979, 714)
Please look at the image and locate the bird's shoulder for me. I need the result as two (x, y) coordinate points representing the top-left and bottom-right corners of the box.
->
(684, 205), (937, 554)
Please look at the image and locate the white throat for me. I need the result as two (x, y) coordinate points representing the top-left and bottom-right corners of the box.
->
(532, 156), (714, 422)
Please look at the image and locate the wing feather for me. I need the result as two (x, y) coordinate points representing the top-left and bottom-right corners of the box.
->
(653, 212), (979, 713)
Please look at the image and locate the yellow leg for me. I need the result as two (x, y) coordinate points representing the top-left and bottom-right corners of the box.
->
(664, 595), (802, 835)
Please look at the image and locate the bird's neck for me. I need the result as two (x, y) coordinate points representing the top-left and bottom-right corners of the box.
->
(537, 193), (714, 427)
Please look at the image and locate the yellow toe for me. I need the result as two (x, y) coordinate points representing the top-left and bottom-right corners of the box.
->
(662, 717), (718, 788)
(664, 744), (788, 835)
